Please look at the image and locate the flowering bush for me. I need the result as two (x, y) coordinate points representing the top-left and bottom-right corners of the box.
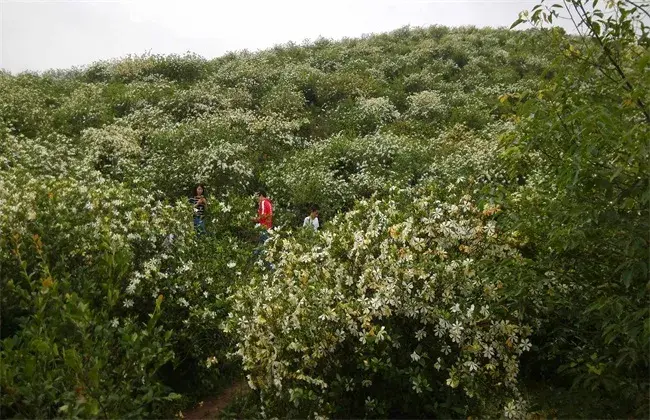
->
(226, 187), (532, 418)
(0, 73), (52, 138)
(264, 131), (435, 222)
(351, 96), (401, 134)
(2, 16), (645, 419)
(161, 78), (253, 121)
(80, 125), (142, 180)
(0, 151), (249, 417)
(87, 53), (207, 84)
(259, 83), (307, 119)
(53, 83), (114, 135)
(406, 90), (448, 122)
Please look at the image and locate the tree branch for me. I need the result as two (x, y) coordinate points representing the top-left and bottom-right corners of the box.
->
(623, 0), (650, 20)
(574, 1), (650, 123)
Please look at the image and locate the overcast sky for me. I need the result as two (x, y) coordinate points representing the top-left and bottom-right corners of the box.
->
(1, 0), (546, 73)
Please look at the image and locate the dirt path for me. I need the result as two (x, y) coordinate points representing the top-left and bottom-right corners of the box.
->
(183, 379), (249, 419)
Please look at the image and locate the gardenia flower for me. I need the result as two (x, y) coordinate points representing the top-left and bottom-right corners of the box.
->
(415, 329), (427, 341)
(126, 278), (140, 294)
(504, 400), (518, 418)
(464, 360), (479, 372)
(483, 344), (495, 359)
(205, 356), (218, 368)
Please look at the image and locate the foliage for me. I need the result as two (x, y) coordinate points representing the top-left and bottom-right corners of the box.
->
(508, 1), (649, 416)
(227, 187), (533, 418)
(1, 9), (648, 418)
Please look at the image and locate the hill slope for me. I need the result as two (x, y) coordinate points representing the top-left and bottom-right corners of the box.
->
(1, 3), (648, 417)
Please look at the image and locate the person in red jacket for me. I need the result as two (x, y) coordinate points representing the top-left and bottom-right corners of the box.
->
(256, 190), (273, 231)
(253, 190), (273, 266)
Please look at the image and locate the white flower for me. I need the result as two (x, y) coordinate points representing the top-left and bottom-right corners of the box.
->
(519, 338), (532, 352)
(110, 318), (120, 328)
(126, 278), (140, 294)
(123, 299), (134, 308)
(178, 262), (193, 273)
(483, 344), (495, 359)
(504, 400), (518, 418)
(449, 321), (464, 342)
(227, 261), (236, 268)
(415, 329), (427, 341)
(446, 376), (459, 388)
(410, 351), (421, 362)
(435, 319), (448, 337)
(464, 360), (479, 372)
(485, 221), (497, 237)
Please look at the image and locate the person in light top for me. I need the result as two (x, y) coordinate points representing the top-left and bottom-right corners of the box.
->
(303, 206), (319, 231)
(189, 184), (207, 234)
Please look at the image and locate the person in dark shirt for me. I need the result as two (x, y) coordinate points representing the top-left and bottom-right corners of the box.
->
(189, 184), (207, 235)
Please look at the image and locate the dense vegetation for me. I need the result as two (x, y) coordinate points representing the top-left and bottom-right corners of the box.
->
(1, 0), (648, 418)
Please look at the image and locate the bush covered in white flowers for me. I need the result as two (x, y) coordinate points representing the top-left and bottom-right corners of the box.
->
(80, 125), (142, 180)
(407, 90), (448, 122)
(0, 162), (252, 417)
(264, 131), (435, 223)
(226, 186), (532, 418)
(2, 6), (648, 418)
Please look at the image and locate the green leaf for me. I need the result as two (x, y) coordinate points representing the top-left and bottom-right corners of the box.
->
(33, 339), (50, 354)
(510, 18), (525, 29)
(63, 348), (82, 372)
(591, 21), (601, 36)
(89, 364), (100, 388)
(24, 357), (36, 377)
(164, 392), (182, 401)
(621, 269), (633, 289)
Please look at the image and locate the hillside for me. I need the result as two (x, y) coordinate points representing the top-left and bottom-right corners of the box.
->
(1, 1), (648, 418)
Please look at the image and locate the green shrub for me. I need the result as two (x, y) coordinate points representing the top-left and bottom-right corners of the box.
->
(227, 187), (532, 418)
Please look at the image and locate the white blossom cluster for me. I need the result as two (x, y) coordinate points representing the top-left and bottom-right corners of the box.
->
(226, 188), (532, 417)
